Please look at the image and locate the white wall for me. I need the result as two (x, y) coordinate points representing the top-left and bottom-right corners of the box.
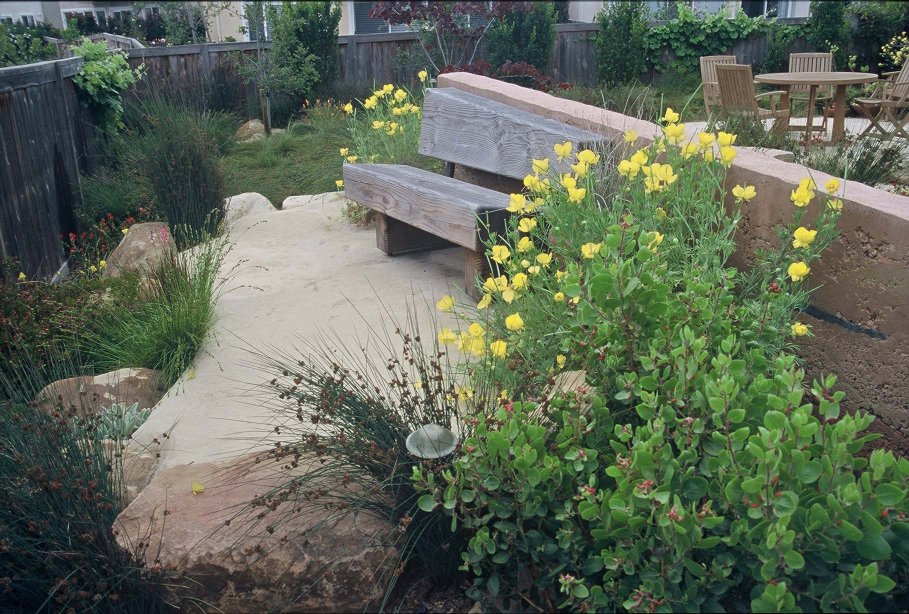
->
(0, 1), (46, 25)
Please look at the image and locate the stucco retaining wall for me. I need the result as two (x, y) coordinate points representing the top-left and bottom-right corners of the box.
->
(438, 72), (909, 435)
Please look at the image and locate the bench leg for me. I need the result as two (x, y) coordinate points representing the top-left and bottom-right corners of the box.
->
(463, 248), (490, 301)
(375, 212), (451, 255)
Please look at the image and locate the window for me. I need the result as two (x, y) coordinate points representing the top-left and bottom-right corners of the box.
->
(0, 16), (13, 26)
(96, 10), (107, 23)
(20, 14), (37, 26)
(742, 0), (781, 18)
(112, 10), (132, 20)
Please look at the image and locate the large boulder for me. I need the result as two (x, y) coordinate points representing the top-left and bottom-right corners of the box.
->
(235, 119), (265, 141)
(224, 192), (275, 224)
(36, 367), (165, 417)
(114, 454), (397, 612)
(103, 222), (176, 278)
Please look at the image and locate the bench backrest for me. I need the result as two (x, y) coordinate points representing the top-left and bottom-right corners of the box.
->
(418, 87), (606, 181)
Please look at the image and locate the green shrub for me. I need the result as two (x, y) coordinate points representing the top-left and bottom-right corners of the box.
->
(72, 38), (145, 134)
(0, 22), (58, 68)
(125, 102), (227, 245)
(80, 235), (228, 388)
(806, 0), (851, 68)
(486, 3), (556, 72)
(597, 0), (648, 87)
(413, 115), (908, 611)
(78, 167), (155, 225)
(849, 2), (909, 70)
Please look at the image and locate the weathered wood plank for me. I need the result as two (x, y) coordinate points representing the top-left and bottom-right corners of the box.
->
(419, 88), (606, 180)
(343, 163), (508, 251)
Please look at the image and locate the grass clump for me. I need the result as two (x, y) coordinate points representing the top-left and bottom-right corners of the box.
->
(80, 234), (229, 388)
(0, 355), (168, 612)
(795, 138), (908, 187)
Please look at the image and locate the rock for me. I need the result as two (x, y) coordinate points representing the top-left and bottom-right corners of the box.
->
(114, 454), (397, 612)
(224, 192), (275, 224)
(282, 192), (346, 210)
(103, 438), (162, 505)
(235, 119), (265, 141)
(36, 367), (166, 417)
(103, 222), (176, 278)
(741, 146), (795, 163)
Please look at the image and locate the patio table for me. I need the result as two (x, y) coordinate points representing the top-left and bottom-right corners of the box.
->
(754, 71), (878, 142)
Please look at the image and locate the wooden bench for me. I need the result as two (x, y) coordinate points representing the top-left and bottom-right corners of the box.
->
(342, 87), (605, 298)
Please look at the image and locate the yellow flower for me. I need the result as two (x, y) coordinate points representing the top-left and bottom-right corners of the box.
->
(790, 185), (814, 207)
(570, 160), (589, 177)
(436, 294), (455, 311)
(484, 275), (509, 293)
(394, 88), (407, 102)
(790, 322), (809, 337)
(681, 142), (698, 159)
(457, 334), (486, 356)
(623, 129), (638, 143)
(553, 291), (565, 302)
(372, 120), (385, 129)
(468, 322), (485, 338)
(373, 89), (385, 98)
(576, 149), (600, 165)
(455, 384), (473, 400)
(556, 354), (567, 368)
(364, 96), (378, 109)
(477, 293), (492, 309)
(507, 193), (526, 213)
(644, 177), (662, 194)
(720, 146), (736, 167)
(799, 177), (817, 191)
(555, 269), (566, 281)
(491, 245), (511, 264)
(827, 198), (843, 212)
(521, 259), (530, 268)
(392, 107), (404, 115)
(553, 140), (572, 161)
(532, 158), (550, 174)
(559, 173), (577, 190)
(191, 483), (205, 495)
(791, 227), (817, 249)
(336, 179), (344, 189)
(527, 265), (541, 274)
(418, 69), (428, 81)
(787, 261), (810, 282)
(438, 328), (458, 344)
(99, 260), (106, 269)
(581, 242), (602, 259)
(382, 83), (394, 93)
(630, 150), (648, 166)
(343, 102), (354, 114)
(489, 339), (507, 359)
(517, 218), (537, 234)
(656, 207), (667, 219)
(825, 178), (841, 193)
(536, 252), (552, 266)
(346, 155), (359, 163)
(617, 159), (640, 179)
(122, 227), (129, 235)
(18, 272), (26, 281)
(697, 132), (715, 149)
(662, 122), (685, 144)
(732, 184), (756, 202)
(339, 147), (349, 156)
(704, 149), (715, 163)
(648, 231), (664, 250)
(501, 288), (516, 303)
(410, 105), (421, 114)
(505, 313), (525, 331)
(717, 131), (737, 147)
(571, 295), (581, 304)
(516, 236), (533, 252)
(512, 272), (528, 289)
(526, 197), (545, 212)
(662, 107), (680, 123)
(567, 186), (587, 204)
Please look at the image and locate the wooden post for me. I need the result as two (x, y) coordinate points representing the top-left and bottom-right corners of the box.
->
(259, 87), (271, 135)
(463, 249), (489, 300)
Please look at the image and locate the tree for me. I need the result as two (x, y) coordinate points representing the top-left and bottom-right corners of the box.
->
(597, 0), (648, 88)
(486, 2), (555, 71)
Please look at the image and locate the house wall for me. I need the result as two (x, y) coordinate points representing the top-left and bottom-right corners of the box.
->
(206, 0), (247, 42)
(0, 1), (46, 24)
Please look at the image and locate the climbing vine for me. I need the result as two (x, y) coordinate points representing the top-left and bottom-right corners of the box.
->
(72, 38), (144, 134)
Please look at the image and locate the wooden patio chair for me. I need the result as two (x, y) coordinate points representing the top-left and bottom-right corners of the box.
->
(788, 52), (834, 134)
(853, 58), (909, 141)
(716, 64), (789, 131)
(700, 55), (737, 114)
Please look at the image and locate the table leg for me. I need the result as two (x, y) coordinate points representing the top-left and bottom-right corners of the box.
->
(832, 85), (847, 142)
(775, 85), (791, 133)
(804, 85), (817, 142)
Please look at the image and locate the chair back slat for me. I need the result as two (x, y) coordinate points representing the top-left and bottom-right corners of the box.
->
(700, 55), (737, 109)
(888, 58), (909, 101)
(716, 64), (758, 116)
(789, 52), (833, 96)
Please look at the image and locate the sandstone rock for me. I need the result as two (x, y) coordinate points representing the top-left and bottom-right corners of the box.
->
(115, 454), (397, 612)
(36, 367), (165, 417)
(741, 146), (795, 163)
(103, 438), (162, 505)
(224, 192), (275, 224)
(103, 222), (176, 278)
(235, 119), (265, 141)
(282, 192), (346, 210)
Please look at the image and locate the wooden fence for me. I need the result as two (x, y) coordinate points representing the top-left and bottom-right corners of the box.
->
(0, 57), (96, 279)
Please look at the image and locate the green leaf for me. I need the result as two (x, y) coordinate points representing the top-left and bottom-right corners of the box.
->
(417, 494), (438, 513)
(796, 461), (821, 484)
(876, 484), (906, 507)
(682, 476), (709, 501)
(772, 491), (799, 518)
(857, 533), (892, 560)
(764, 410), (786, 430)
(838, 520), (864, 541)
(572, 584), (590, 599)
(784, 550), (804, 569)
(871, 574), (897, 594)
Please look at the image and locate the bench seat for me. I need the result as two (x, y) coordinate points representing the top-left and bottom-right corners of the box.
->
(342, 163), (508, 297)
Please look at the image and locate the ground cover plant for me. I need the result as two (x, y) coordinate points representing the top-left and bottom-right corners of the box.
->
(412, 116), (909, 611)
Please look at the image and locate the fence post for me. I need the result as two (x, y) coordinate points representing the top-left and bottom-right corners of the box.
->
(55, 59), (84, 204)
(200, 44), (211, 76)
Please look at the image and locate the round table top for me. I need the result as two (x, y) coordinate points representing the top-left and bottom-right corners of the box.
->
(754, 71), (878, 86)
